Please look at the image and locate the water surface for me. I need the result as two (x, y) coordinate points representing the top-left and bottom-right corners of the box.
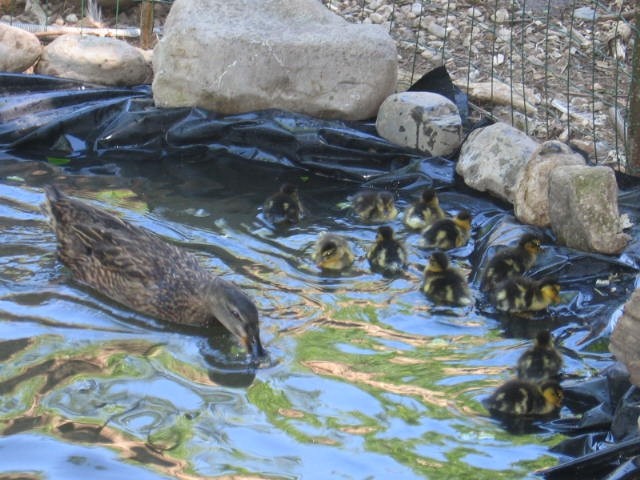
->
(0, 155), (633, 479)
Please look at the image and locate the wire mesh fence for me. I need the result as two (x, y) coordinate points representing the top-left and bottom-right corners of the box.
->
(323, 0), (638, 173)
(1, 0), (638, 173)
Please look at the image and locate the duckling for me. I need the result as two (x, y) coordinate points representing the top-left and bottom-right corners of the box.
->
(481, 233), (543, 291)
(43, 185), (265, 360)
(422, 251), (472, 306)
(367, 226), (407, 275)
(517, 330), (563, 383)
(350, 190), (398, 222)
(403, 188), (446, 230)
(421, 210), (472, 250)
(485, 379), (563, 416)
(491, 276), (561, 313)
(312, 233), (355, 271)
(263, 183), (303, 225)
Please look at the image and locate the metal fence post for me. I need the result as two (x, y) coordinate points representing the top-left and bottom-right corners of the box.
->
(140, 0), (154, 50)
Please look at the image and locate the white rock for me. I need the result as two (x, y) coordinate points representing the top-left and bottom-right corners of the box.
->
(65, 13), (79, 23)
(426, 19), (447, 39)
(0, 23), (42, 73)
(376, 92), (462, 157)
(514, 140), (586, 227)
(548, 165), (630, 254)
(493, 8), (510, 23)
(152, 0), (397, 121)
(35, 34), (151, 86)
(411, 2), (423, 17)
(377, 5), (394, 20)
(456, 122), (539, 203)
(574, 6), (597, 20)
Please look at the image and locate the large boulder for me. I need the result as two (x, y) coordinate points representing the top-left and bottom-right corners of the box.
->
(376, 92), (462, 157)
(0, 23), (42, 72)
(610, 288), (640, 387)
(152, 0), (397, 120)
(513, 140), (586, 227)
(455, 122), (539, 203)
(548, 165), (630, 254)
(35, 34), (151, 86)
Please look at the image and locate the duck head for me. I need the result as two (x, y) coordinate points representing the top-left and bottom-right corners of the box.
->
(426, 251), (449, 273)
(453, 210), (472, 232)
(539, 278), (561, 304)
(421, 188), (439, 207)
(207, 277), (266, 360)
(540, 380), (564, 408)
(376, 191), (398, 220)
(534, 330), (553, 349)
(520, 233), (542, 255)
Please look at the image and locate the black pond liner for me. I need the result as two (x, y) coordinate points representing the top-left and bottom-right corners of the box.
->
(1, 67), (640, 478)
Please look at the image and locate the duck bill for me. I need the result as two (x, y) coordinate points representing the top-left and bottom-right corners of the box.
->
(244, 334), (266, 360)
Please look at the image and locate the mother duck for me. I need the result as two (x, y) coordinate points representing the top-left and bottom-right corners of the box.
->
(43, 185), (265, 360)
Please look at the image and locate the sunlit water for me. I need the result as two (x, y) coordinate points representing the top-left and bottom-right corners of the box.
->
(0, 155), (634, 479)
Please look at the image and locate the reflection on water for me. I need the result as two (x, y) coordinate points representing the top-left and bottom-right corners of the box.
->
(0, 156), (634, 479)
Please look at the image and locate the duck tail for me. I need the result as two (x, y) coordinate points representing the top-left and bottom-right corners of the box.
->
(44, 184), (64, 203)
(41, 185), (65, 228)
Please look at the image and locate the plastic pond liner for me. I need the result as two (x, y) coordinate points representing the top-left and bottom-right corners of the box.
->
(0, 69), (639, 479)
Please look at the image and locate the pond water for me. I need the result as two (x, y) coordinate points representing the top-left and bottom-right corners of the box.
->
(0, 153), (636, 479)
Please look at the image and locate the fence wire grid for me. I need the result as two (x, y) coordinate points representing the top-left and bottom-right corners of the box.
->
(1, 0), (638, 173)
(324, 0), (639, 173)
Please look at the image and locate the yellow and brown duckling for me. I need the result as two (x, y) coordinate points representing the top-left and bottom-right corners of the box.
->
(367, 226), (407, 275)
(350, 190), (398, 222)
(403, 188), (446, 230)
(312, 233), (355, 271)
(485, 379), (564, 416)
(263, 183), (303, 225)
(422, 251), (473, 306)
(491, 276), (561, 313)
(481, 233), (543, 292)
(517, 330), (563, 383)
(43, 185), (265, 360)
(421, 210), (472, 250)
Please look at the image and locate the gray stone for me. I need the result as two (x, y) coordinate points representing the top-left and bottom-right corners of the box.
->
(610, 288), (640, 387)
(0, 23), (42, 73)
(548, 165), (630, 254)
(514, 140), (586, 227)
(152, 0), (397, 120)
(35, 34), (151, 86)
(455, 122), (539, 203)
(376, 92), (462, 157)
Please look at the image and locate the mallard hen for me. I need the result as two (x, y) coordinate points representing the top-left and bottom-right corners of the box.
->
(43, 185), (265, 360)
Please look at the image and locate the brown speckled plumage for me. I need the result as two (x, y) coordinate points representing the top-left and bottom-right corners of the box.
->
(43, 185), (265, 359)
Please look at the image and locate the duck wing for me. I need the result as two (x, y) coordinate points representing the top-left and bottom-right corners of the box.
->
(69, 222), (160, 282)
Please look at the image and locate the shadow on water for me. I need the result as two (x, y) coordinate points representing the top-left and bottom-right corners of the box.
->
(0, 153), (637, 479)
